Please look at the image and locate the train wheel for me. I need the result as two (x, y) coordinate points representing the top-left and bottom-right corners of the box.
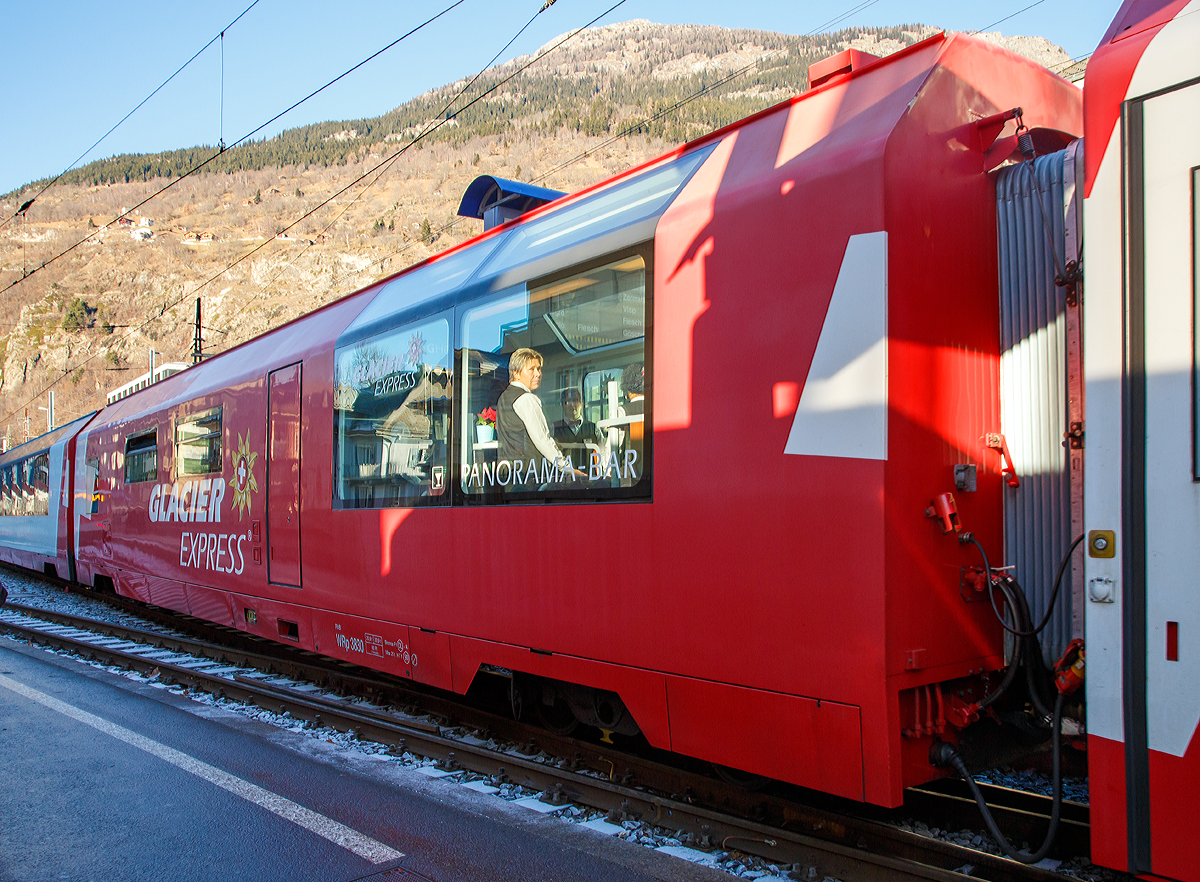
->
(712, 763), (770, 791)
(509, 677), (528, 721)
(536, 694), (579, 736)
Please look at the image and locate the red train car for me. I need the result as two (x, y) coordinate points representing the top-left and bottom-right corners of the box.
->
(8, 4), (1200, 875)
(53, 30), (1082, 810)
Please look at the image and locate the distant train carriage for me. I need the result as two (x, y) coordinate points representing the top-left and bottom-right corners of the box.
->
(1079, 1), (1200, 877)
(0, 414), (94, 579)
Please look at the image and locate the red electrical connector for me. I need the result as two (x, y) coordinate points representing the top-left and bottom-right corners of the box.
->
(925, 492), (961, 534)
(1055, 639), (1086, 695)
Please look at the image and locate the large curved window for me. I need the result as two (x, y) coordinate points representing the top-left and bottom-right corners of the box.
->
(0, 453), (50, 516)
(459, 249), (650, 503)
(333, 314), (453, 508)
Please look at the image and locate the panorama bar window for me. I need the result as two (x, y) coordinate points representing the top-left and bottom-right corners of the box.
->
(328, 145), (717, 509)
(459, 248), (650, 504)
(176, 407), (222, 476)
(125, 430), (158, 484)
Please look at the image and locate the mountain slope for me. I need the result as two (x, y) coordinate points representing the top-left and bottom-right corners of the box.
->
(0, 21), (1071, 442)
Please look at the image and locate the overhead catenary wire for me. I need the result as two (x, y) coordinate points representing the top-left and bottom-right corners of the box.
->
(1, 0), (624, 427)
(213, 0), (635, 347)
(0, 0), (262, 235)
(803, 0), (883, 37)
(354, 43), (789, 287)
(358, 0), (907, 280)
(5, 0), (906, 428)
(0, 0), (467, 298)
(971, 0), (1048, 35)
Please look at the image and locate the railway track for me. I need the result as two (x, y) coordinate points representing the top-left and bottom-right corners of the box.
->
(1, 578), (1091, 882)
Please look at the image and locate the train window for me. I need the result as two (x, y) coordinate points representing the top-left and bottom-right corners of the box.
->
(87, 457), (101, 514)
(339, 236), (503, 343)
(459, 249), (650, 503)
(176, 408), (222, 476)
(124, 430), (158, 484)
(333, 313), (453, 508)
(479, 146), (711, 277)
(32, 454), (49, 516)
(0, 466), (11, 516)
(18, 460), (31, 515)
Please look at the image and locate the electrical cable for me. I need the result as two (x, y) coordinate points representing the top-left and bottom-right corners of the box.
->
(974, 575), (1024, 712)
(362, 39), (786, 280)
(0, 0), (262, 234)
(971, 533), (1085, 639)
(971, 0), (1048, 36)
(212, 0), (628, 348)
(360, 0), (902, 278)
(931, 689), (1065, 864)
(0, 0), (467, 297)
(803, 0), (884, 37)
(530, 49), (787, 187)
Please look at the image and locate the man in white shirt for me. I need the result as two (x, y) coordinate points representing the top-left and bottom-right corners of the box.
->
(496, 348), (579, 487)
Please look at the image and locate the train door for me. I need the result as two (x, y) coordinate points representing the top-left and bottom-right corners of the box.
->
(268, 363), (302, 587)
(1114, 79), (1200, 878)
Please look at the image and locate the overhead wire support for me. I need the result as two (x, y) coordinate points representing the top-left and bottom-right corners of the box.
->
(0, 0), (467, 298)
(0, 0), (262, 234)
(220, 30), (227, 151)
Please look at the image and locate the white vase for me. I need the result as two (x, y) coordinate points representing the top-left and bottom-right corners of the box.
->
(476, 425), (495, 443)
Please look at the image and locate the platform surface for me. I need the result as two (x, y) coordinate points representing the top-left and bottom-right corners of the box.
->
(0, 634), (729, 882)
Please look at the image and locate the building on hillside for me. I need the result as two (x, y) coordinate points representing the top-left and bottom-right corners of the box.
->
(106, 362), (188, 405)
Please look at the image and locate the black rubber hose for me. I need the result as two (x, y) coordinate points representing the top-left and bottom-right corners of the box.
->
(931, 690), (1066, 864)
(976, 534), (1086, 639)
(1007, 578), (1054, 718)
(959, 533), (1018, 638)
(976, 577), (1024, 711)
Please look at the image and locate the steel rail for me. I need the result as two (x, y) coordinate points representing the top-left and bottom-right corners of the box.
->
(1, 599), (1075, 882)
(906, 780), (1089, 857)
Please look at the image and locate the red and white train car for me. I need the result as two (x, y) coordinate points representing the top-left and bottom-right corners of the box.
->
(55, 30), (1083, 809)
(2, 2), (1198, 875)
(0, 414), (93, 580)
(1082, 0), (1200, 877)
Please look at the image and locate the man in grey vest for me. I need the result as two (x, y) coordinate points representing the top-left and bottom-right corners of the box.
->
(496, 348), (580, 488)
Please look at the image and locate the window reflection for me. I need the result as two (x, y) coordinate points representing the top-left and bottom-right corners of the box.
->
(176, 408), (222, 476)
(334, 315), (453, 508)
(0, 453), (50, 516)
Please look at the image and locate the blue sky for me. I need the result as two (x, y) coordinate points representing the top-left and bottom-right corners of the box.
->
(1, 0), (1122, 196)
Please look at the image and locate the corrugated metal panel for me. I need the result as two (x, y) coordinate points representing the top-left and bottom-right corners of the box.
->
(995, 144), (1081, 666)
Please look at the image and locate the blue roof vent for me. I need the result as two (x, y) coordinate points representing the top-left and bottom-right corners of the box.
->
(457, 176), (565, 230)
